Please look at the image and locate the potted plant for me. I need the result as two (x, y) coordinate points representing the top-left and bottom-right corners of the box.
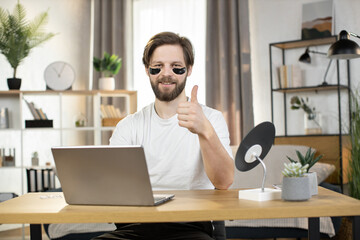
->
(93, 52), (122, 90)
(281, 162), (311, 201)
(349, 91), (360, 200)
(0, 2), (55, 90)
(338, 90), (360, 240)
(290, 96), (322, 134)
(287, 147), (323, 195)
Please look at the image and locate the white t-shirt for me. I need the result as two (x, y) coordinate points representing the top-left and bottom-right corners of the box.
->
(110, 102), (233, 190)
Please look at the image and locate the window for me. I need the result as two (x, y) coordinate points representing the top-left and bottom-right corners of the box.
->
(132, 0), (206, 110)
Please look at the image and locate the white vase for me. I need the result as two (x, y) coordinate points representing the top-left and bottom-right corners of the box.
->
(305, 172), (318, 195)
(281, 176), (311, 201)
(99, 77), (115, 90)
(304, 112), (322, 135)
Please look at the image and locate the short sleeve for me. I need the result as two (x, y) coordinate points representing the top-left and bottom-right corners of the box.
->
(204, 107), (233, 159)
(109, 115), (134, 146)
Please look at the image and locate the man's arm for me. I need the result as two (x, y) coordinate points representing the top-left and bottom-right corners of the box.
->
(177, 85), (234, 189)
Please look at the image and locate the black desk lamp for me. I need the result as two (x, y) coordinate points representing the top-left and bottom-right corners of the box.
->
(299, 47), (333, 86)
(235, 121), (281, 201)
(328, 30), (360, 59)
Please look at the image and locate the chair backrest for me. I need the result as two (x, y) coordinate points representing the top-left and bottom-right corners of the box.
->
(230, 145), (310, 189)
(213, 220), (226, 240)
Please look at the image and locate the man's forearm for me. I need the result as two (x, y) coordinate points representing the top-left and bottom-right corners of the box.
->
(198, 122), (234, 190)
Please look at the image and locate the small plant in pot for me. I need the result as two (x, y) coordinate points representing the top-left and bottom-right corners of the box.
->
(93, 52), (122, 90)
(287, 147), (323, 195)
(281, 162), (311, 201)
(0, 2), (55, 90)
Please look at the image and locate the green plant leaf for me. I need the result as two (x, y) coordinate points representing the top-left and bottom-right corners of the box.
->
(0, 3), (55, 78)
(286, 156), (296, 163)
(296, 150), (306, 166)
(93, 51), (122, 77)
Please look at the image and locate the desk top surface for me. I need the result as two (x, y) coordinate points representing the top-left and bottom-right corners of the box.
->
(1, 188), (360, 224)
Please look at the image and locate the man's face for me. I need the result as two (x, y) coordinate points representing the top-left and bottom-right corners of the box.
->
(146, 44), (192, 102)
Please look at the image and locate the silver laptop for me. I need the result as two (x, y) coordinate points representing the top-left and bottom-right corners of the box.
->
(51, 145), (174, 206)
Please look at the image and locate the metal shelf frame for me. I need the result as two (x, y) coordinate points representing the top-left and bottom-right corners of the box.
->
(269, 36), (352, 189)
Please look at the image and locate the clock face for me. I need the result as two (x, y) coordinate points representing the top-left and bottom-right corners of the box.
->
(44, 61), (75, 90)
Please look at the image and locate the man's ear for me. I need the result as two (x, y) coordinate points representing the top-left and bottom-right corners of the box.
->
(187, 65), (193, 77)
(145, 67), (150, 77)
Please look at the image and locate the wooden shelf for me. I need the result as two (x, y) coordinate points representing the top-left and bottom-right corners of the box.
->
(0, 90), (137, 196)
(270, 36), (337, 49)
(0, 90), (137, 96)
(273, 84), (349, 93)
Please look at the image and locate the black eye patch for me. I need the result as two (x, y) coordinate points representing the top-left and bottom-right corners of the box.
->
(149, 67), (186, 75)
(172, 67), (186, 75)
(149, 68), (161, 75)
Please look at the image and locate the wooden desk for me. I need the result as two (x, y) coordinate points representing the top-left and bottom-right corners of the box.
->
(0, 188), (359, 240)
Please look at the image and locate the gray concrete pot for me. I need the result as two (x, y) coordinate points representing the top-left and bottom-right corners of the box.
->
(305, 172), (318, 195)
(281, 176), (311, 201)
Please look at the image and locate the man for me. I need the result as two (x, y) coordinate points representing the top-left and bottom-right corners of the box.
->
(94, 32), (234, 240)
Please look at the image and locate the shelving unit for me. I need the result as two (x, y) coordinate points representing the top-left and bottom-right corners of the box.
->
(269, 36), (351, 187)
(0, 90), (137, 196)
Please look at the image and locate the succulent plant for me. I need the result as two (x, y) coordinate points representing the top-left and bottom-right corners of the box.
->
(282, 162), (309, 177)
(287, 147), (323, 173)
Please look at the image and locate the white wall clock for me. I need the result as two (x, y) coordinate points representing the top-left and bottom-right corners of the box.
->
(44, 61), (76, 90)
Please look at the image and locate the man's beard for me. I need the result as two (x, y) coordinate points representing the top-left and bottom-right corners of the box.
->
(150, 76), (187, 102)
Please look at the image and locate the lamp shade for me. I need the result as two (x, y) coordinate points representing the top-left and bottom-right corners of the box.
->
(328, 30), (360, 59)
(299, 48), (311, 63)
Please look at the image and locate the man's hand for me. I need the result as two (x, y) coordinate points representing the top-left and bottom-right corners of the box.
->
(177, 85), (211, 136)
(178, 85), (234, 189)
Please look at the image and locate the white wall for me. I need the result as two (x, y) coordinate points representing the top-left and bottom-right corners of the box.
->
(249, 0), (360, 135)
(0, 0), (91, 90)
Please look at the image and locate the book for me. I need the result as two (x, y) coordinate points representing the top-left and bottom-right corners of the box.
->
(38, 108), (48, 120)
(279, 65), (288, 88)
(100, 104), (123, 118)
(292, 65), (303, 88)
(115, 108), (122, 118)
(24, 99), (41, 120)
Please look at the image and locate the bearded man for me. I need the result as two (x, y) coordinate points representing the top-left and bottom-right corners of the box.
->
(95, 31), (234, 240)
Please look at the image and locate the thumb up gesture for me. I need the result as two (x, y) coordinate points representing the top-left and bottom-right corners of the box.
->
(190, 85), (199, 104)
(177, 85), (211, 136)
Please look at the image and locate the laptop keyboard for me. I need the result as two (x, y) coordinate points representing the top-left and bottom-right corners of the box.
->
(154, 196), (167, 201)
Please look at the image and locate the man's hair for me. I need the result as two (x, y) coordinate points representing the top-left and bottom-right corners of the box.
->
(142, 32), (194, 68)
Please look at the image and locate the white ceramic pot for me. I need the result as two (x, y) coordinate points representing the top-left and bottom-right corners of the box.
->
(99, 77), (115, 90)
(281, 176), (311, 201)
(305, 172), (318, 195)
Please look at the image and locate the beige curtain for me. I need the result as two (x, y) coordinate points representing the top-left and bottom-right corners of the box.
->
(206, 0), (254, 145)
(93, 0), (128, 90)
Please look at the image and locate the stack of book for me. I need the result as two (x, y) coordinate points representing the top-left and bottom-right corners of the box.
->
(278, 65), (303, 89)
(23, 99), (52, 128)
(100, 104), (124, 126)
(24, 99), (48, 120)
